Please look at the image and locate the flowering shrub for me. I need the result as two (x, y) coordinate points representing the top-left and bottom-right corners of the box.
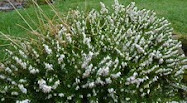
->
(0, 0), (187, 102)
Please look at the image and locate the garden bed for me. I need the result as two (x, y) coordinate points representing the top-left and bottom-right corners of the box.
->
(0, 0), (23, 11)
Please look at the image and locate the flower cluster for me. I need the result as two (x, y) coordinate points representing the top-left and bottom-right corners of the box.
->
(0, 0), (187, 102)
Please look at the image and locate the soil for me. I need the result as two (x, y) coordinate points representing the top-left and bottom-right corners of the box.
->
(0, 0), (24, 11)
(173, 34), (187, 56)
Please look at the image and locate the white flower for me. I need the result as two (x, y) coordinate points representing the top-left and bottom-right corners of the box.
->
(5, 67), (12, 73)
(44, 63), (53, 71)
(105, 77), (112, 84)
(100, 56), (111, 65)
(75, 78), (80, 84)
(87, 93), (91, 97)
(67, 95), (73, 100)
(32, 49), (39, 58)
(29, 69), (39, 74)
(111, 72), (121, 79)
(43, 44), (52, 55)
(52, 80), (60, 89)
(89, 82), (95, 88)
(38, 79), (46, 86)
(1, 98), (4, 101)
(134, 44), (144, 53)
(159, 58), (164, 64)
(97, 66), (110, 76)
(19, 50), (27, 59)
(18, 84), (27, 94)
(100, 2), (108, 14)
(108, 88), (115, 94)
(82, 64), (93, 78)
(11, 81), (17, 85)
(75, 86), (80, 90)
(11, 92), (19, 96)
(38, 79), (52, 93)
(19, 79), (27, 83)
(42, 85), (52, 93)
(95, 77), (105, 85)
(0, 75), (5, 79)
(81, 51), (94, 68)
(13, 57), (27, 69)
(28, 65), (39, 74)
(65, 33), (72, 43)
(79, 95), (83, 98)
(113, 0), (121, 13)
(58, 54), (65, 64)
(47, 94), (52, 99)
(59, 93), (64, 97)
(16, 99), (30, 103)
(126, 98), (130, 101)
(58, 25), (67, 37)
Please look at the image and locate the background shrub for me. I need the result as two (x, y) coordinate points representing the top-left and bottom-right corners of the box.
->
(24, 0), (54, 7)
(0, 0), (187, 102)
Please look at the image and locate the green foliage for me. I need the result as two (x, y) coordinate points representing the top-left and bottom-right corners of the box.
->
(0, 0), (187, 102)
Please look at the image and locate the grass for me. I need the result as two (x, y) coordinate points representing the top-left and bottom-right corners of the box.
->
(0, 0), (187, 35)
(0, 0), (187, 60)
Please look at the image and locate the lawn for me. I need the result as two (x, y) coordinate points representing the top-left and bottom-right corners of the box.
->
(0, 0), (187, 60)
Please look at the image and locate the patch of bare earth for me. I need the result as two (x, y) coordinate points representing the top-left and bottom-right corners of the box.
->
(0, 0), (23, 11)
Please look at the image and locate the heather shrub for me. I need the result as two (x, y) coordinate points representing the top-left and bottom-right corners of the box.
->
(0, 0), (187, 102)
